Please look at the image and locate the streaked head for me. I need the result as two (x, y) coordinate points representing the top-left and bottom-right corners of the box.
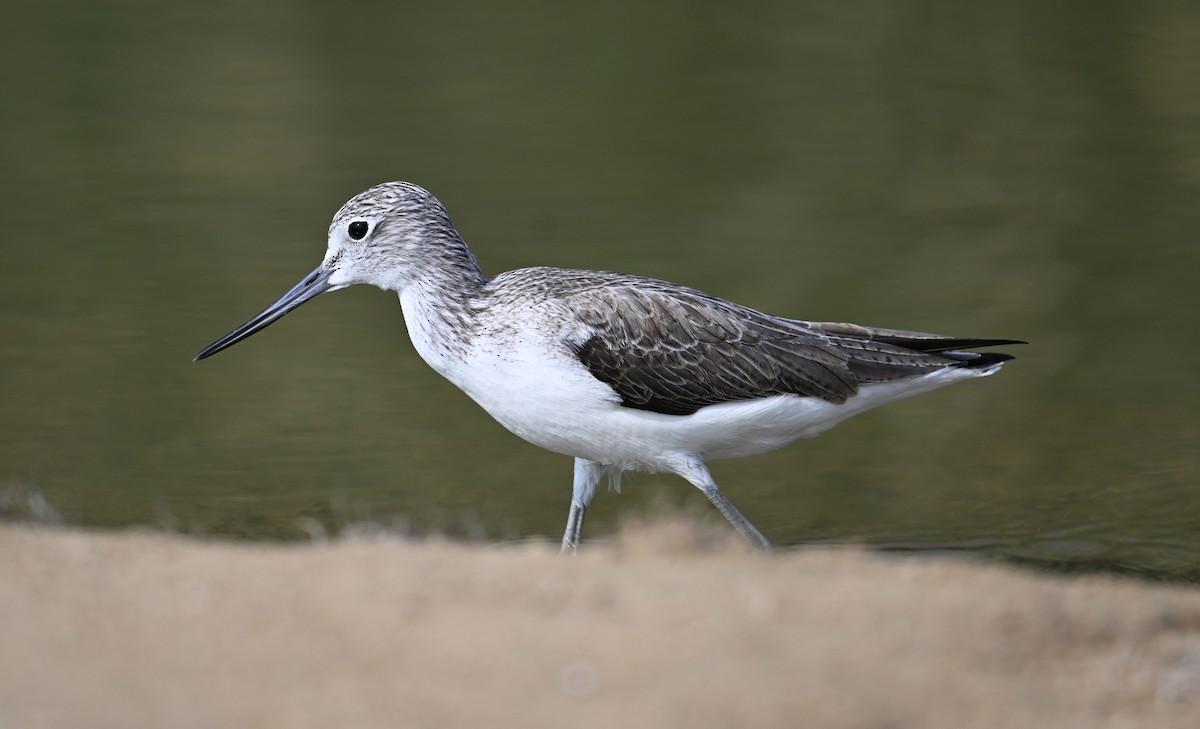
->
(193, 181), (469, 362)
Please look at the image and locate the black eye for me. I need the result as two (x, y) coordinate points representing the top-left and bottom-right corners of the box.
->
(348, 221), (369, 240)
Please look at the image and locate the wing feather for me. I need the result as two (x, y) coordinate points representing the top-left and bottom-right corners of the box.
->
(567, 282), (859, 415)
(516, 269), (1023, 417)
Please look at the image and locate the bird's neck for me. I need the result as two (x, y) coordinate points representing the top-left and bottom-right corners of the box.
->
(397, 235), (488, 374)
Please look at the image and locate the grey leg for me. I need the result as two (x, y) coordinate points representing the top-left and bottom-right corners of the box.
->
(561, 458), (606, 554)
(674, 456), (772, 552)
(561, 501), (586, 554)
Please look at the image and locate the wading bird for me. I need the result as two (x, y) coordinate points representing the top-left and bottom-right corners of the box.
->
(195, 182), (1020, 552)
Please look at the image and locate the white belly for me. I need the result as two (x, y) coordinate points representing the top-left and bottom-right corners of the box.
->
(445, 341), (998, 474)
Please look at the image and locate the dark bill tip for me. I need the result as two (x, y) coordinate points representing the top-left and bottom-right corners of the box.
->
(194, 266), (334, 362)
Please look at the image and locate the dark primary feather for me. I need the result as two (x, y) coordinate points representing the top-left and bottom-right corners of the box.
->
(557, 273), (1021, 417)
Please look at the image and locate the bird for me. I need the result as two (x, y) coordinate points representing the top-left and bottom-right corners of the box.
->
(195, 181), (1021, 553)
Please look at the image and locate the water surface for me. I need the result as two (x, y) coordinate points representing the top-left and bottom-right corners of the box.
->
(2, 1), (1198, 579)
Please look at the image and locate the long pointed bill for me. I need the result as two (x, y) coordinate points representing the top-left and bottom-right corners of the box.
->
(194, 266), (334, 362)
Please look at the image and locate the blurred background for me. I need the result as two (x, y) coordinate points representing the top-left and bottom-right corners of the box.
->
(1, 1), (1197, 578)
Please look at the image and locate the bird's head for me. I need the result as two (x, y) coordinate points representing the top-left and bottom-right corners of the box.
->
(194, 181), (471, 361)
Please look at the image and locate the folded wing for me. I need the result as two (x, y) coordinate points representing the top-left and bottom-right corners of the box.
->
(566, 281), (1020, 416)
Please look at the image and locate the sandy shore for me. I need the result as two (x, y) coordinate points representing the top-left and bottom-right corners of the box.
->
(2, 520), (1199, 729)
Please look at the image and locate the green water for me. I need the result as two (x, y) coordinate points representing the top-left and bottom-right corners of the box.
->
(2, 2), (1198, 578)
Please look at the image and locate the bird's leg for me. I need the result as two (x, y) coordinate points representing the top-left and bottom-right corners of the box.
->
(561, 458), (606, 554)
(675, 456), (773, 552)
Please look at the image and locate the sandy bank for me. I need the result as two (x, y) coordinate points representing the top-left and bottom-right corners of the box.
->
(2, 520), (1199, 729)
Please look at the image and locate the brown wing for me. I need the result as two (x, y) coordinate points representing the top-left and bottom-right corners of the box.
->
(561, 276), (1019, 416)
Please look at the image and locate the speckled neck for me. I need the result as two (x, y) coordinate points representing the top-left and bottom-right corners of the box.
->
(398, 231), (489, 366)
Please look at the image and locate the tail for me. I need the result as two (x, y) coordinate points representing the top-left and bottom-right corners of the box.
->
(879, 335), (1022, 371)
(807, 321), (1024, 380)
(937, 347), (1017, 369)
